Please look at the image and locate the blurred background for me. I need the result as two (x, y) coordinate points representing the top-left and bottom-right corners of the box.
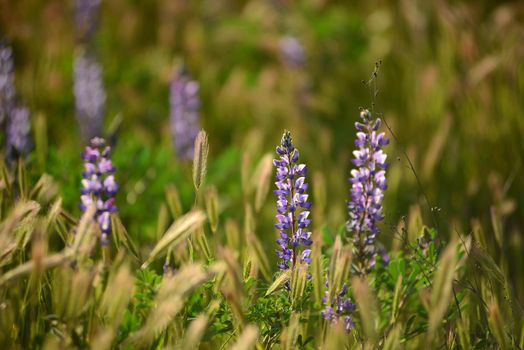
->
(1, 1), (523, 292)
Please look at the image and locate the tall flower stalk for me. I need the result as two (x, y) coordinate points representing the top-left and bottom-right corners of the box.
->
(279, 35), (306, 69)
(0, 43), (15, 126)
(348, 109), (389, 274)
(170, 68), (200, 161)
(1, 42), (31, 161)
(80, 137), (118, 245)
(321, 283), (356, 332)
(274, 130), (312, 271)
(6, 105), (31, 159)
(74, 53), (106, 142)
(74, 0), (101, 44)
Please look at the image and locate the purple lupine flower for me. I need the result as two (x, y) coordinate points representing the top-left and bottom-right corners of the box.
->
(274, 130), (312, 271)
(321, 283), (356, 332)
(347, 109), (389, 274)
(74, 0), (101, 43)
(6, 105), (31, 158)
(279, 35), (306, 68)
(80, 137), (117, 245)
(169, 68), (200, 161)
(0, 43), (15, 125)
(74, 53), (106, 141)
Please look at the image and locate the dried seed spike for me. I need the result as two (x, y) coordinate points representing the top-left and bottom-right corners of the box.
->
(230, 325), (259, 350)
(265, 270), (292, 296)
(352, 276), (378, 343)
(225, 218), (241, 252)
(488, 298), (508, 350)
(181, 314), (209, 350)
(282, 313), (300, 350)
(141, 210), (206, 269)
(205, 185), (219, 233)
(100, 262), (135, 327)
(426, 239), (459, 346)
(311, 238), (323, 306)
(165, 183), (183, 219)
(252, 153), (272, 212)
(192, 129), (209, 192)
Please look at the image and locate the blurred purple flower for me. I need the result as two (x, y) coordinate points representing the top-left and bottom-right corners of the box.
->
(80, 137), (117, 245)
(321, 283), (356, 332)
(279, 35), (306, 68)
(74, 0), (101, 42)
(0, 43), (15, 125)
(348, 109), (389, 274)
(6, 105), (31, 158)
(274, 130), (312, 271)
(170, 68), (200, 161)
(74, 53), (106, 141)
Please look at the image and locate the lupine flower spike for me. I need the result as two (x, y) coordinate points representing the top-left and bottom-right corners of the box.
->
(348, 109), (389, 274)
(74, 0), (102, 43)
(6, 105), (31, 159)
(80, 137), (118, 245)
(74, 53), (106, 141)
(0, 43), (15, 125)
(1, 43), (31, 161)
(274, 130), (312, 271)
(279, 35), (306, 68)
(321, 283), (356, 332)
(170, 67), (200, 161)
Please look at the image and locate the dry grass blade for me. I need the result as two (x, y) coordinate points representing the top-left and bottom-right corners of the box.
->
(0, 252), (71, 287)
(142, 210), (206, 268)
(252, 153), (272, 212)
(265, 269), (291, 296)
(229, 325), (259, 350)
(352, 276), (379, 344)
(181, 314), (209, 350)
(193, 130), (209, 192)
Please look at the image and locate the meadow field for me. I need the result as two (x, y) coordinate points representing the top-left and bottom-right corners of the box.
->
(0, 1), (523, 349)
